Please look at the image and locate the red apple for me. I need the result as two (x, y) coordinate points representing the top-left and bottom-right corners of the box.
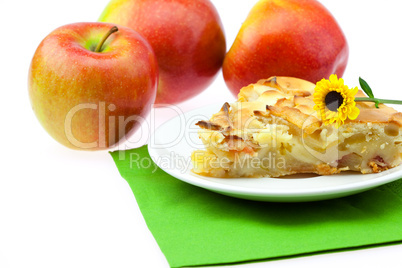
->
(28, 22), (158, 150)
(223, 0), (349, 95)
(99, 0), (226, 104)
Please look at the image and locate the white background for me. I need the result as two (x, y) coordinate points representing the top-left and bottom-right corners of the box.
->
(1, 0), (402, 267)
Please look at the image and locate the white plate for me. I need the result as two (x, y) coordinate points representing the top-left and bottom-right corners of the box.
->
(148, 103), (402, 202)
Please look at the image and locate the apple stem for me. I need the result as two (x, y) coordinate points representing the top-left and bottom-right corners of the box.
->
(94, 26), (119, 53)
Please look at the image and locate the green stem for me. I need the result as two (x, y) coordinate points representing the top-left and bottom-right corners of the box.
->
(94, 26), (118, 53)
(355, 98), (402, 108)
(355, 97), (402, 105)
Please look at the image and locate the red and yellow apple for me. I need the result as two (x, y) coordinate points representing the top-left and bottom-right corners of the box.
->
(28, 22), (158, 150)
(223, 0), (349, 95)
(99, 0), (226, 104)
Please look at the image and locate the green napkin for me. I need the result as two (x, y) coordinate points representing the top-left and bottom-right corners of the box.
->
(110, 145), (402, 268)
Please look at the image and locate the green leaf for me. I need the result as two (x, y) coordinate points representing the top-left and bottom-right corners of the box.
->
(359, 77), (375, 98)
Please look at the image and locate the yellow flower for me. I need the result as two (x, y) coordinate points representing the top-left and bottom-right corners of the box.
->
(313, 74), (360, 128)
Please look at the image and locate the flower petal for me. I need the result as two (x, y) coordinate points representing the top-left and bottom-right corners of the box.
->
(348, 106), (360, 120)
(350, 86), (359, 96)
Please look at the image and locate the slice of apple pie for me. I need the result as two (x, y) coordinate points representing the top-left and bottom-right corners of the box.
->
(191, 77), (402, 178)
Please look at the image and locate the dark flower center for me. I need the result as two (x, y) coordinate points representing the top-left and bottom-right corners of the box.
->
(325, 91), (344, 111)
